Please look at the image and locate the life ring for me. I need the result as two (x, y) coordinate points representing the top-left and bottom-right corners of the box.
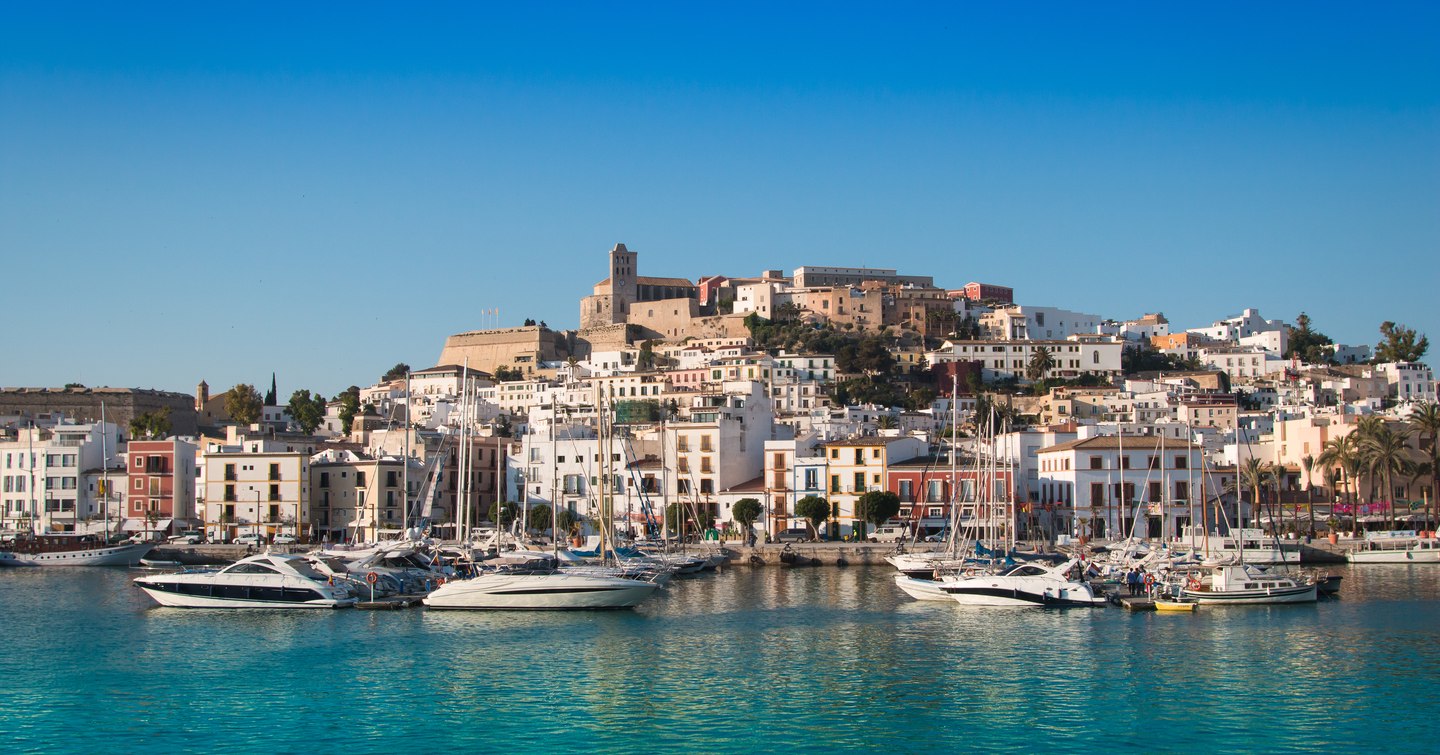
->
(1143, 573), (1155, 587)
(365, 571), (379, 585)
(1186, 575), (1201, 589)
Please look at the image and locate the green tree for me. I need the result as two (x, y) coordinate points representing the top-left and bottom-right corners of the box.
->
(1285, 312), (1335, 365)
(527, 503), (552, 534)
(1375, 322), (1429, 363)
(1318, 433), (1362, 514)
(1361, 425), (1416, 529)
(286, 389), (327, 435)
(555, 509), (582, 539)
(381, 363), (411, 382)
(1408, 402), (1440, 532)
(795, 495), (830, 540)
(338, 387), (360, 434)
(1301, 454), (1317, 536)
(856, 490), (901, 535)
(225, 383), (263, 425)
(128, 408), (172, 440)
(1025, 346), (1055, 382)
(731, 498), (763, 535)
(497, 501), (519, 528)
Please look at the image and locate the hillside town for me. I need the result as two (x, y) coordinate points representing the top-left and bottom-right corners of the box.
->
(2, 243), (1436, 548)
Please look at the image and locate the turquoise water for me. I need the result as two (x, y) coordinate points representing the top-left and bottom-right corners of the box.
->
(2, 564), (1438, 754)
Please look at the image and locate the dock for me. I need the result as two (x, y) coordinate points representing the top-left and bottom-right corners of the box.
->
(357, 597), (417, 610)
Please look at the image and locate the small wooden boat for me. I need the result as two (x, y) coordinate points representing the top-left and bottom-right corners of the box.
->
(1155, 599), (1198, 612)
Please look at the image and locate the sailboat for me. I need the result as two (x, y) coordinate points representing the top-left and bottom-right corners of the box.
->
(423, 390), (662, 610)
(5, 415), (153, 567)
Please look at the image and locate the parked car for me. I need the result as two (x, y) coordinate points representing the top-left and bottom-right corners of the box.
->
(272, 534), (297, 545)
(232, 534), (266, 546)
(869, 524), (912, 543)
(776, 527), (814, 543)
(168, 532), (203, 544)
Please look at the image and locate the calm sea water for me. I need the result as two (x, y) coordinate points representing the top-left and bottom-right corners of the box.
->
(2, 563), (1437, 754)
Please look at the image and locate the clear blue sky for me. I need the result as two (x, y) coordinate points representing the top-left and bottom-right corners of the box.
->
(3, 2), (1436, 398)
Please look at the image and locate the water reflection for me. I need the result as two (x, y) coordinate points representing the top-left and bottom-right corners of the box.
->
(0, 564), (1437, 754)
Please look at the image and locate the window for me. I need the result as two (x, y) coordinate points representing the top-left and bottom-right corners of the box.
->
(269, 484), (280, 501)
(699, 479), (714, 495)
(224, 464), (236, 481)
(356, 472), (366, 487)
(269, 463), (281, 481)
(1175, 456), (1187, 469)
(700, 436), (713, 452)
(853, 472), (865, 492)
(830, 475), (841, 493)
(855, 449), (864, 464)
(927, 479), (943, 501)
(700, 458), (712, 474)
(319, 472), (329, 488)
(804, 468), (819, 490)
(1089, 456), (1103, 470)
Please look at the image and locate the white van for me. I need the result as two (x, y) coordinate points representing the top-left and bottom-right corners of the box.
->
(869, 524), (911, 543)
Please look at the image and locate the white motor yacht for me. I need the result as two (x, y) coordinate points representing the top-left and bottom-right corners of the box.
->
(134, 553), (358, 608)
(1179, 564), (1317, 604)
(893, 574), (958, 602)
(422, 568), (662, 610)
(1346, 533), (1440, 564)
(939, 559), (1106, 607)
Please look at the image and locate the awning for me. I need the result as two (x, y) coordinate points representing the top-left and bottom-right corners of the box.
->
(120, 518), (173, 531)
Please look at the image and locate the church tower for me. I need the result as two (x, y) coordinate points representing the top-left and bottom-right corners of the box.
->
(608, 243), (638, 314)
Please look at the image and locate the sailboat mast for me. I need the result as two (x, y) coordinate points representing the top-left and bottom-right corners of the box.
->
(457, 360), (470, 543)
(27, 421), (36, 535)
(1117, 424), (1126, 540)
(402, 371), (410, 537)
(101, 402), (111, 540)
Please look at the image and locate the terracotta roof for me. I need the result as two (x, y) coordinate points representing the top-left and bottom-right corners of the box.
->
(822, 437), (914, 448)
(722, 475), (766, 493)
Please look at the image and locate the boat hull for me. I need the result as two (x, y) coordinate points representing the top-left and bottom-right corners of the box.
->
(423, 572), (660, 610)
(893, 575), (955, 602)
(1181, 584), (1317, 604)
(136, 584), (355, 609)
(943, 585), (1104, 607)
(1346, 549), (1440, 564)
(8, 541), (153, 567)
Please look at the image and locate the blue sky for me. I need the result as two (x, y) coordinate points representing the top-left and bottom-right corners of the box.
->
(2, 2), (1436, 398)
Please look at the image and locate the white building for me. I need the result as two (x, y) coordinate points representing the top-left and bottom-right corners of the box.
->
(1376, 362), (1437, 404)
(930, 337), (1124, 381)
(0, 421), (122, 534)
(1035, 435), (1216, 540)
(979, 305), (1105, 341)
(1186, 308), (1285, 344)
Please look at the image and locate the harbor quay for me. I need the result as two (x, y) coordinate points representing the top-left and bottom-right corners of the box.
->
(150, 535), (1350, 569)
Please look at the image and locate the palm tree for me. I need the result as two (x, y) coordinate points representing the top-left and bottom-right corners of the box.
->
(1025, 346), (1054, 382)
(1238, 458), (1272, 533)
(1352, 416), (1386, 506)
(1409, 402), (1440, 532)
(1317, 433), (1360, 513)
(1301, 454), (1317, 536)
(1361, 426), (1416, 530)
